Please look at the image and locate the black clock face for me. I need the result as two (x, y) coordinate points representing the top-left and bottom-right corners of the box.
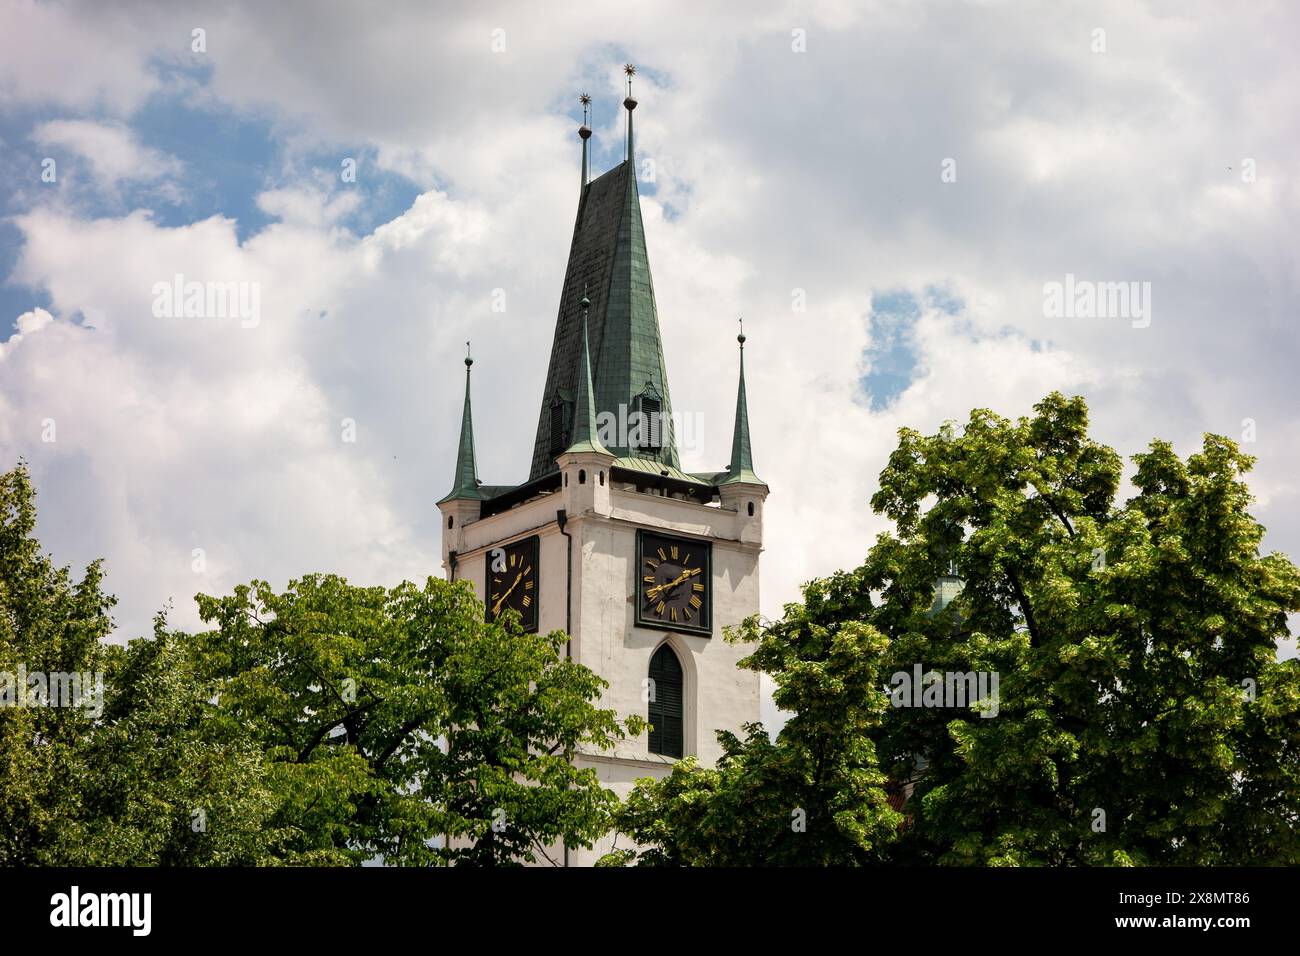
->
(637, 530), (711, 635)
(486, 536), (539, 632)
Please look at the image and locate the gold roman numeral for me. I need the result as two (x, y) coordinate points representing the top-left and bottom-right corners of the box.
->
(690, 595), (702, 609)
(693, 583), (704, 592)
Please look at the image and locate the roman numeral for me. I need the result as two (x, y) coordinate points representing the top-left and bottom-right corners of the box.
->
(657, 548), (667, 561)
(690, 595), (702, 609)
(522, 595), (531, 607)
(656, 601), (666, 615)
(524, 581), (533, 590)
(670, 545), (679, 560)
(692, 583), (704, 592)
(670, 607), (678, 622)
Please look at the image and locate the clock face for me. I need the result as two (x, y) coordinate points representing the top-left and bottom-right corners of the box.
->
(486, 535), (539, 632)
(636, 530), (711, 635)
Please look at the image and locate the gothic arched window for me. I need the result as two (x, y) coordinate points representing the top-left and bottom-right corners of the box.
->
(647, 644), (684, 759)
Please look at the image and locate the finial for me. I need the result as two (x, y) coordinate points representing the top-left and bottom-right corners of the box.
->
(580, 283), (590, 312)
(737, 317), (746, 347)
(578, 93), (592, 140)
(465, 340), (473, 368)
(623, 62), (638, 111)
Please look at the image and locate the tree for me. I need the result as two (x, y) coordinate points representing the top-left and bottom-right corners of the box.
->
(611, 393), (1300, 865)
(193, 574), (645, 866)
(866, 392), (1300, 864)
(607, 569), (902, 865)
(0, 462), (115, 864)
(0, 463), (279, 866)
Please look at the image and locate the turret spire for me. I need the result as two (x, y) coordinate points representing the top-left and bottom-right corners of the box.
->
(437, 342), (488, 502)
(720, 320), (763, 486)
(564, 293), (612, 457)
(623, 63), (637, 165)
(578, 93), (592, 190)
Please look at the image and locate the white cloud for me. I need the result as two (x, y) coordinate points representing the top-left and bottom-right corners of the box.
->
(32, 119), (183, 197)
(2, 0), (1298, 678)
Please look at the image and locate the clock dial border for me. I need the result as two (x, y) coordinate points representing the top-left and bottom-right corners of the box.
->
(635, 529), (713, 637)
(485, 534), (540, 633)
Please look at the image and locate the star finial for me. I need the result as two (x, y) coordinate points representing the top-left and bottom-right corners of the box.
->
(623, 63), (636, 77)
(579, 92), (591, 106)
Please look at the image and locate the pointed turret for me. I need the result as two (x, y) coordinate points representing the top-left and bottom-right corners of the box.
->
(719, 322), (764, 487)
(564, 296), (612, 457)
(438, 345), (488, 503)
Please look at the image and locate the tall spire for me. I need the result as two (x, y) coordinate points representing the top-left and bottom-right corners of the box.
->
(527, 67), (678, 481)
(564, 294), (612, 457)
(578, 93), (592, 190)
(720, 320), (763, 486)
(438, 343), (488, 502)
(623, 63), (637, 165)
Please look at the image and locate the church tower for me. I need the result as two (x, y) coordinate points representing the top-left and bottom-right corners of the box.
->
(437, 71), (766, 865)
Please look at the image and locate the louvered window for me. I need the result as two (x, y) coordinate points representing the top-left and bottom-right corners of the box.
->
(634, 387), (663, 453)
(647, 644), (684, 758)
(549, 399), (571, 455)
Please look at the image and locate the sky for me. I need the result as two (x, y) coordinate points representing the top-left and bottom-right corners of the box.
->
(2, 0), (1298, 697)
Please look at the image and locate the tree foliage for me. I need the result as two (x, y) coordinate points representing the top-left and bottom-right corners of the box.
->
(1, 462), (642, 866)
(194, 574), (643, 865)
(613, 393), (1300, 865)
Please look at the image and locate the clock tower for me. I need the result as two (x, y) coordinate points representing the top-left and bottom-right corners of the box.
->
(436, 74), (766, 865)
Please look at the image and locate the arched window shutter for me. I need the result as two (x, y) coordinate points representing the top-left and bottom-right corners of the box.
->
(647, 644), (684, 758)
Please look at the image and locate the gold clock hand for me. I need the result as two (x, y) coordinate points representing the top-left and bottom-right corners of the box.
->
(492, 572), (524, 615)
(647, 566), (702, 600)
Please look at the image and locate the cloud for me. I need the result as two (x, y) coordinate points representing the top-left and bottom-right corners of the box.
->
(31, 119), (183, 198)
(1, 0), (1297, 685)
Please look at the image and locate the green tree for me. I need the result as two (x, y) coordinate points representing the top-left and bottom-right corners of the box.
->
(611, 393), (1300, 866)
(0, 463), (114, 864)
(867, 392), (1300, 864)
(194, 574), (645, 866)
(608, 569), (902, 865)
(0, 463), (279, 865)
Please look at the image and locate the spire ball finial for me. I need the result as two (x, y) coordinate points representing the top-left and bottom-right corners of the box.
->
(737, 317), (746, 346)
(465, 340), (473, 368)
(579, 92), (592, 138)
(623, 63), (637, 110)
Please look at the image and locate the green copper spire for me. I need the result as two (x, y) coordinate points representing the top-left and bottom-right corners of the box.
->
(720, 322), (763, 486)
(528, 79), (678, 481)
(438, 344), (488, 503)
(564, 297), (612, 457)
